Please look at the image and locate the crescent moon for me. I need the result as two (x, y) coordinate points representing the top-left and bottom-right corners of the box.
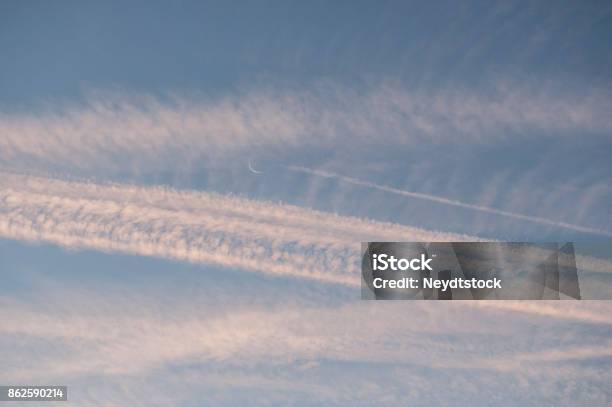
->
(248, 160), (263, 174)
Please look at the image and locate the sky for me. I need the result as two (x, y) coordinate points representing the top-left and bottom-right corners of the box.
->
(1, 1), (612, 405)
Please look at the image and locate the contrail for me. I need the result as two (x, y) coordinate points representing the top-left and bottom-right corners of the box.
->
(0, 172), (476, 287)
(287, 166), (612, 237)
(2, 172), (609, 287)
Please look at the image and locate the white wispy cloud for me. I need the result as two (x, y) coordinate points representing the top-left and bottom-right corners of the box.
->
(0, 82), (609, 174)
(2, 294), (611, 381)
(466, 301), (612, 325)
(0, 171), (477, 286)
(1, 119), (610, 403)
(1, 167), (610, 404)
(2, 171), (611, 288)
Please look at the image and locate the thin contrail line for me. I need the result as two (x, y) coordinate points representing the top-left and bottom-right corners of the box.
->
(287, 166), (612, 237)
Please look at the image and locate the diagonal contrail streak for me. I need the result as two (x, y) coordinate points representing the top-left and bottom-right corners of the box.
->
(287, 166), (612, 237)
(0, 172), (476, 287)
(2, 171), (610, 287)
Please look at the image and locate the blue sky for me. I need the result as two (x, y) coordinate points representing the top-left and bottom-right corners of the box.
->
(1, 1), (612, 405)
(2, 0), (611, 106)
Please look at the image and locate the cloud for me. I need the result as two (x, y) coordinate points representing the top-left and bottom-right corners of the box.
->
(0, 82), (610, 175)
(2, 293), (611, 381)
(1, 118), (610, 404)
(2, 171), (611, 288)
(1, 185), (611, 403)
(466, 301), (612, 325)
(0, 171), (477, 286)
